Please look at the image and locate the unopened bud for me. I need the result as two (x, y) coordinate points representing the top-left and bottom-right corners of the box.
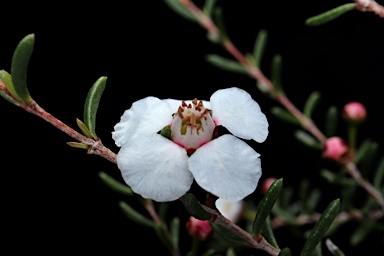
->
(186, 217), (213, 241)
(342, 102), (366, 123)
(323, 137), (348, 161)
(261, 178), (277, 194)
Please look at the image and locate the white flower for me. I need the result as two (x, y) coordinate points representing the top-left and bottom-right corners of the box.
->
(112, 87), (268, 202)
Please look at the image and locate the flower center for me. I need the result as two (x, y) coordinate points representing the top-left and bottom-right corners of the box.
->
(170, 98), (215, 152)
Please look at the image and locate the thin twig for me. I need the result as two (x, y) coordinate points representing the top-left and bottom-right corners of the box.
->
(178, 0), (384, 213)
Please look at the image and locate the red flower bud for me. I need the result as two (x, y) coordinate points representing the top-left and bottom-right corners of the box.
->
(186, 217), (213, 241)
(342, 102), (366, 123)
(323, 137), (348, 161)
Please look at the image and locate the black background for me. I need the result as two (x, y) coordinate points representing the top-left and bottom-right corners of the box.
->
(1, 1), (383, 255)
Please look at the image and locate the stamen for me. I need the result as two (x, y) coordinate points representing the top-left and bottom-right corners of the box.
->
(192, 98), (198, 105)
(187, 103), (192, 109)
(182, 101), (187, 107)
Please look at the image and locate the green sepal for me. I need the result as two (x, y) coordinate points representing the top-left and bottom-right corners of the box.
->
(300, 198), (340, 256)
(303, 91), (321, 118)
(164, 0), (198, 22)
(261, 215), (279, 249)
(10, 34), (34, 103)
(350, 220), (375, 246)
(253, 29), (268, 67)
(294, 130), (322, 150)
(181, 193), (211, 220)
(305, 3), (356, 27)
(271, 107), (301, 125)
(203, 0), (216, 16)
(278, 248), (292, 256)
(325, 106), (338, 137)
(66, 142), (89, 149)
(76, 118), (93, 138)
(98, 172), (133, 196)
(271, 54), (283, 94)
(252, 178), (283, 237)
(83, 76), (107, 139)
(205, 54), (248, 75)
(0, 70), (20, 105)
(119, 201), (155, 228)
(209, 222), (248, 246)
(170, 217), (180, 252)
(160, 125), (171, 139)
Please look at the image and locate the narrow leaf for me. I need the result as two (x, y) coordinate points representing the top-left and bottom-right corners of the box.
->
(164, 0), (198, 22)
(325, 106), (338, 137)
(202, 249), (216, 256)
(11, 34), (34, 103)
(271, 54), (283, 94)
(99, 172), (133, 196)
(294, 130), (322, 150)
(350, 220), (375, 246)
(304, 91), (321, 118)
(154, 223), (174, 251)
(307, 189), (321, 213)
(170, 217), (180, 251)
(261, 215), (279, 249)
(76, 118), (93, 138)
(181, 193), (211, 220)
(119, 201), (155, 228)
(0, 70), (20, 105)
(278, 248), (292, 256)
(83, 76), (107, 139)
(203, 0), (216, 16)
(210, 222), (248, 246)
(300, 198), (340, 256)
(305, 3), (356, 27)
(253, 29), (268, 67)
(67, 142), (89, 149)
(213, 7), (228, 41)
(206, 54), (248, 75)
(374, 157), (384, 190)
(252, 178), (283, 237)
(226, 247), (236, 256)
(271, 107), (301, 125)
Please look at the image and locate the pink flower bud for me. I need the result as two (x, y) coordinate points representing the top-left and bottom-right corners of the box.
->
(261, 178), (277, 194)
(323, 137), (348, 161)
(342, 102), (367, 123)
(186, 217), (213, 241)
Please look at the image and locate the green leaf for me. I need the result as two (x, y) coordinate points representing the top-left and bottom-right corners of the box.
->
(271, 107), (301, 125)
(294, 130), (322, 150)
(271, 54), (283, 94)
(253, 29), (268, 67)
(99, 172), (133, 196)
(83, 76), (107, 139)
(226, 247), (236, 256)
(154, 223), (174, 251)
(119, 201), (155, 228)
(67, 141), (89, 149)
(206, 54), (248, 75)
(307, 189), (321, 213)
(210, 222), (248, 246)
(300, 198), (340, 256)
(11, 34), (34, 103)
(170, 217), (180, 251)
(304, 91), (321, 118)
(203, 0), (216, 16)
(0, 70), (20, 105)
(278, 248), (292, 256)
(325, 106), (338, 137)
(350, 220), (375, 246)
(164, 0), (198, 22)
(252, 178), (283, 237)
(305, 3), (356, 27)
(76, 118), (93, 138)
(213, 7), (228, 41)
(374, 157), (384, 190)
(261, 215), (279, 249)
(181, 193), (211, 220)
(312, 242), (322, 256)
(355, 139), (378, 172)
(202, 249), (216, 256)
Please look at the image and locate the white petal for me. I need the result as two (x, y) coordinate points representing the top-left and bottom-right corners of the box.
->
(112, 97), (173, 147)
(215, 198), (244, 222)
(117, 134), (193, 202)
(210, 87), (268, 142)
(189, 134), (262, 201)
(164, 99), (211, 112)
